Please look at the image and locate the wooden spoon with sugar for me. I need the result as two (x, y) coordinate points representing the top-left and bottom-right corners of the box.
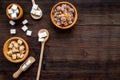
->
(31, 0), (42, 19)
(36, 29), (49, 80)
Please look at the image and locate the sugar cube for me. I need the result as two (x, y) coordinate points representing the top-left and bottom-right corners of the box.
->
(31, 9), (36, 15)
(32, 4), (38, 10)
(12, 54), (17, 59)
(26, 60), (31, 65)
(17, 39), (23, 45)
(14, 8), (19, 14)
(22, 64), (27, 70)
(16, 53), (20, 59)
(9, 20), (15, 26)
(35, 10), (41, 16)
(11, 13), (17, 19)
(10, 29), (16, 34)
(38, 32), (47, 38)
(8, 9), (13, 14)
(26, 30), (32, 36)
(38, 37), (44, 42)
(22, 19), (28, 25)
(21, 25), (28, 31)
(20, 54), (24, 59)
(11, 4), (18, 10)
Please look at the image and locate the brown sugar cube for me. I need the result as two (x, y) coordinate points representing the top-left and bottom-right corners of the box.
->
(11, 41), (16, 45)
(12, 47), (19, 53)
(13, 42), (19, 48)
(17, 39), (23, 45)
(8, 43), (13, 49)
(7, 50), (13, 56)
(12, 54), (17, 60)
(20, 54), (24, 59)
(16, 53), (21, 59)
(19, 45), (25, 51)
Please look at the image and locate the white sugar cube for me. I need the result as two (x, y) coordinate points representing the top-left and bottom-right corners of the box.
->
(21, 25), (28, 31)
(26, 30), (32, 36)
(32, 4), (38, 10)
(22, 64), (27, 70)
(11, 13), (17, 19)
(26, 60), (31, 65)
(10, 29), (16, 34)
(11, 4), (18, 10)
(9, 20), (15, 26)
(14, 8), (19, 14)
(8, 9), (13, 14)
(38, 32), (47, 38)
(22, 19), (28, 25)
(38, 37), (44, 42)
(35, 10), (41, 16)
(31, 9), (36, 15)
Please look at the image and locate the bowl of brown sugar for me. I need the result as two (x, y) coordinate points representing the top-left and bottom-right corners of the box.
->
(50, 1), (78, 29)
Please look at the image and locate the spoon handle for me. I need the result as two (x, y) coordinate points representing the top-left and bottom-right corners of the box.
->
(36, 42), (45, 80)
(13, 69), (22, 79)
(32, 0), (35, 5)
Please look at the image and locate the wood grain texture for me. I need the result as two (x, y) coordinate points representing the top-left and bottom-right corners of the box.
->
(0, 0), (120, 80)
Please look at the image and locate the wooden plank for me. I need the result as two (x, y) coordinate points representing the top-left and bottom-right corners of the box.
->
(40, 71), (120, 80)
(0, 0), (120, 80)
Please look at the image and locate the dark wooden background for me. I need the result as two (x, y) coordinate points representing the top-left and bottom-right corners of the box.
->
(0, 0), (120, 80)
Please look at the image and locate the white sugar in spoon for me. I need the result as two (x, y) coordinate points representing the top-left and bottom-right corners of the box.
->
(31, 0), (42, 19)
(36, 29), (49, 80)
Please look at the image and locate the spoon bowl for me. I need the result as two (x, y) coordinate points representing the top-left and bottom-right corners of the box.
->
(31, 0), (42, 20)
(31, 7), (42, 20)
(38, 29), (49, 42)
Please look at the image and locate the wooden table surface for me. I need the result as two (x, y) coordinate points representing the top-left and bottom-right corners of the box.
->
(0, 0), (120, 80)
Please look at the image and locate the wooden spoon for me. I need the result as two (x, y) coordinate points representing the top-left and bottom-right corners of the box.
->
(31, 0), (42, 19)
(13, 56), (36, 79)
(36, 29), (49, 80)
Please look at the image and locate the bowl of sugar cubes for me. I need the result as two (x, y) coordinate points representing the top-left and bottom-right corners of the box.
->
(50, 1), (78, 29)
(6, 3), (23, 20)
(3, 37), (29, 63)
